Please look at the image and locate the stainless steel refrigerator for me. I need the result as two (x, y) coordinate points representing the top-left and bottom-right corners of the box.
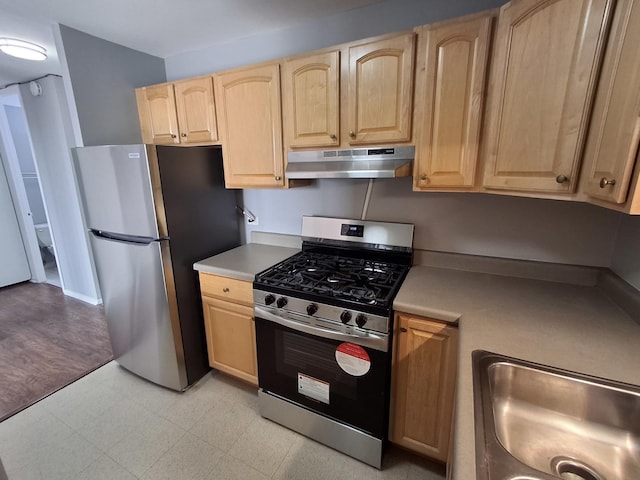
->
(73, 144), (240, 391)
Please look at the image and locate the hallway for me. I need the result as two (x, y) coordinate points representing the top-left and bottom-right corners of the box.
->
(0, 281), (112, 421)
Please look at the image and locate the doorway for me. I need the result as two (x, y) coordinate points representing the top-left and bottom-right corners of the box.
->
(0, 93), (60, 287)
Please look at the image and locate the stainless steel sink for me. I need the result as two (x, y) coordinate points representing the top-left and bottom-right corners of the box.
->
(472, 350), (640, 480)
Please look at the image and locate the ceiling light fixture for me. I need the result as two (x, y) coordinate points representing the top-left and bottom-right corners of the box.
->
(0, 38), (47, 61)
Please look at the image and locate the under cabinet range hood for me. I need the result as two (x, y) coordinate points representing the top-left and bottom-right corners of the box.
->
(285, 146), (414, 179)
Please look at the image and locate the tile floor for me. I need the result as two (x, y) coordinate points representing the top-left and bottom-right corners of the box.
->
(0, 362), (446, 480)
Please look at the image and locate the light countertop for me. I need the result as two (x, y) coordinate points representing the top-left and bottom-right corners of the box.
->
(193, 243), (299, 281)
(195, 241), (640, 479)
(394, 265), (640, 480)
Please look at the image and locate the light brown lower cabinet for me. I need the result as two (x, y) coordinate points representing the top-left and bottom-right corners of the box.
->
(390, 313), (458, 463)
(199, 272), (258, 386)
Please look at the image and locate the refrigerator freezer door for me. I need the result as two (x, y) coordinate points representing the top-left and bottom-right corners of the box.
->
(73, 145), (160, 238)
(90, 233), (187, 390)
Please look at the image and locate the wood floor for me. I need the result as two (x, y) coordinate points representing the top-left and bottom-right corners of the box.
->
(0, 281), (112, 422)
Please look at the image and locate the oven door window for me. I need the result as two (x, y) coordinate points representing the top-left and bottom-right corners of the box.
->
(255, 317), (390, 438)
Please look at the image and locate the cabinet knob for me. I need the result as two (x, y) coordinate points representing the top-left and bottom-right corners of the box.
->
(171, 134), (177, 138)
(349, 131), (356, 138)
(599, 177), (616, 188)
(275, 176), (282, 181)
(330, 134), (337, 140)
(181, 133), (187, 137)
(555, 175), (569, 184)
(420, 174), (428, 181)
(399, 327), (407, 333)
(222, 287), (230, 293)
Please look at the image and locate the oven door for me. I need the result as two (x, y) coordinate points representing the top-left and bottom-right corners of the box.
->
(254, 306), (391, 439)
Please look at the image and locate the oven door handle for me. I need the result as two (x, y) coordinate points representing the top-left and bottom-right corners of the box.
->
(255, 306), (388, 352)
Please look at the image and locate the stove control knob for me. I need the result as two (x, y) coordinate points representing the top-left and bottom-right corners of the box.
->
(276, 297), (288, 308)
(356, 314), (367, 328)
(306, 304), (318, 316)
(264, 294), (275, 305)
(340, 310), (352, 324)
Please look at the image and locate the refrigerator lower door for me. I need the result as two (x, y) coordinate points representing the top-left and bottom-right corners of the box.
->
(90, 233), (187, 391)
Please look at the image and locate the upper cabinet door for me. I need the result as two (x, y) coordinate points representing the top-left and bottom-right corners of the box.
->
(135, 84), (180, 145)
(214, 63), (285, 188)
(581, 0), (640, 204)
(482, 0), (613, 193)
(283, 51), (340, 148)
(347, 33), (416, 145)
(174, 77), (218, 144)
(413, 13), (492, 190)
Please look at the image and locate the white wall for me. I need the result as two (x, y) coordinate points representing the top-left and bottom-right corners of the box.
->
(19, 76), (100, 303)
(611, 216), (640, 289)
(165, 0), (504, 79)
(4, 105), (47, 225)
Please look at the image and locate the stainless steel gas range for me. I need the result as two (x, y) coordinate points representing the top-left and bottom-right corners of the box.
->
(253, 216), (414, 468)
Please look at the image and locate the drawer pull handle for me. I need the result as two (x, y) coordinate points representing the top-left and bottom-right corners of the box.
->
(599, 177), (616, 188)
(222, 287), (230, 293)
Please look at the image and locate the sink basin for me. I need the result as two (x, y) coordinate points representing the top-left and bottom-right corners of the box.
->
(472, 350), (640, 480)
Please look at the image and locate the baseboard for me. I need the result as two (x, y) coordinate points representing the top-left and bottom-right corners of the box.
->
(62, 288), (103, 305)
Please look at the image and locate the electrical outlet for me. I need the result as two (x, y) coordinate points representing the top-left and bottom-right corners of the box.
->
(247, 216), (259, 226)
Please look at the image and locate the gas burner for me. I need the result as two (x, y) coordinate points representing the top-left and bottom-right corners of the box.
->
(343, 286), (379, 304)
(255, 251), (408, 309)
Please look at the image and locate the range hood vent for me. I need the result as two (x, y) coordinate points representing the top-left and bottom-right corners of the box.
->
(286, 146), (414, 179)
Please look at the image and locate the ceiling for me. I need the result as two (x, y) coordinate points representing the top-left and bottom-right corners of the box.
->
(0, 0), (386, 88)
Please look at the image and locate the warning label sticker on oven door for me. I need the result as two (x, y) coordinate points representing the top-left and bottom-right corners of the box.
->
(335, 342), (371, 376)
(298, 373), (330, 404)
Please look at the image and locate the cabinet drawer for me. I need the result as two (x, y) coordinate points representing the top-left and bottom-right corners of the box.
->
(199, 272), (253, 305)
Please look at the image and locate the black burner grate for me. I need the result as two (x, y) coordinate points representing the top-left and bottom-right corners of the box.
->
(255, 251), (409, 308)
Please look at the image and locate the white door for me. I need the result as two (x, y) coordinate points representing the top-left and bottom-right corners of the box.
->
(0, 155), (31, 287)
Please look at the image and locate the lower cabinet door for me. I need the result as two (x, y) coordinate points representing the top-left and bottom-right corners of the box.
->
(390, 313), (458, 462)
(202, 296), (258, 385)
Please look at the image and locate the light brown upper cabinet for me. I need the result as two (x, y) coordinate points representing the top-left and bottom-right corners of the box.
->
(214, 63), (285, 189)
(283, 50), (340, 148)
(173, 77), (218, 144)
(136, 83), (180, 145)
(413, 12), (493, 190)
(347, 33), (416, 145)
(580, 0), (640, 212)
(136, 77), (218, 145)
(482, 0), (613, 194)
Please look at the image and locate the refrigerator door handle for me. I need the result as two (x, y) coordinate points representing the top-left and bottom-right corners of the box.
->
(89, 229), (169, 245)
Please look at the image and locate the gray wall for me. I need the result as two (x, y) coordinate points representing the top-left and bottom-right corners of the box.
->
(59, 25), (166, 146)
(242, 179), (622, 267)
(165, 0), (504, 80)
(611, 216), (640, 290)
(164, 0), (625, 270)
